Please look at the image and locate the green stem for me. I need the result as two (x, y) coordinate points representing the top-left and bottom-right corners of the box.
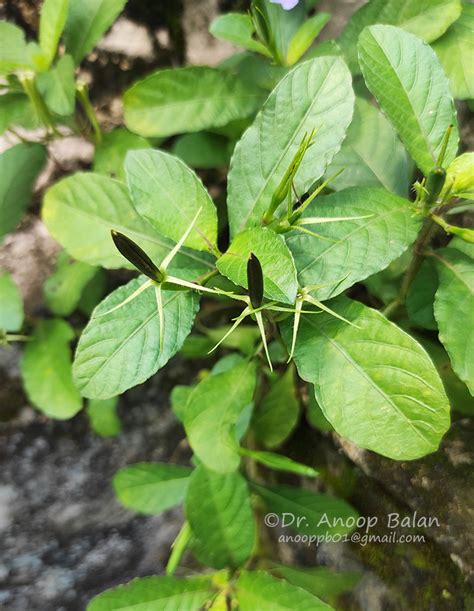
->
(19, 73), (60, 136)
(5, 334), (32, 342)
(76, 81), (102, 144)
(166, 521), (192, 576)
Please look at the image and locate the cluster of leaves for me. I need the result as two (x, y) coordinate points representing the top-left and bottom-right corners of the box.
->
(1, 0), (473, 608)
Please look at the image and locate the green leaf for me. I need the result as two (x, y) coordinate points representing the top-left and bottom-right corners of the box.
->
(125, 150), (218, 252)
(444, 153), (474, 197)
(286, 187), (421, 300)
(0, 93), (39, 134)
(433, 3), (474, 100)
(358, 25), (459, 175)
(44, 252), (98, 316)
(0, 272), (23, 332)
(39, 0), (69, 67)
(210, 13), (270, 56)
(124, 66), (264, 138)
(252, 366), (299, 448)
(286, 13), (331, 66)
(217, 228), (298, 304)
(0, 22), (30, 73)
(325, 97), (409, 196)
(406, 260), (438, 330)
(281, 297), (451, 459)
(340, 0), (461, 72)
(433, 248), (474, 394)
(182, 361), (256, 472)
(236, 571), (331, 611)
(113, 463), (192, 515)
(171, 132), (230, 170)
(87, 397), (121, 437)
(254, 483), (358, 537)
(73, 277), (199, 399)
(93, 127), (151, 181)
(37, 54), (76, 116)
(64, 0), (127, 64)
(185, 465), (255, 568)
(42, 172), (212, 273)
(227, 56), (354, 237)
(78, 269), (107, 316)
(87, 575), (214, 611)
(0, 143), (46, 241)
(21, 319), (82, 419)
(306, 391), (333, 432)
(255, 0), (307, 64)
(241, 449), (318, 477)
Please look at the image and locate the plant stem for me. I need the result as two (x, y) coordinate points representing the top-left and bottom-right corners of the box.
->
(165, 521), (192, 576)
(76, 81), (102, 145)
(19, 73), (60, 137)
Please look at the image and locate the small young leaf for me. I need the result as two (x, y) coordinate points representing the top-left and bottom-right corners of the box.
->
(358, 25), (459, 175)
(39, 0), (69, 68)
(0, 272), (23, 332)
(87, 397), (121, 438)
(185, 465), (256, 569)
(21, 319), (82, 420)
(210, 13), (270, 56)
(93, 127), (151, 181)
(286, 13), (330, 65)
(0, 22), (30, 73)
(113, 463), (192, 515)
(37, 54), (76, 116)
(444, 153), (474, 197)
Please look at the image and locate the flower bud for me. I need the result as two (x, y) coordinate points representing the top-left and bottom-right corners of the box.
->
(425, 167), (446, 205)
(247, 252), (264, 309)
(111, 230), (164, 282)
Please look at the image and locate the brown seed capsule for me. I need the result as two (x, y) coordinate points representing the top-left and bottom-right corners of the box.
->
(247, 252), (264, 309)
(111, 230), (163, 282)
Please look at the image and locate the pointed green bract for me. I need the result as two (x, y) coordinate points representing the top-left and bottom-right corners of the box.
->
(227, 56), (354, 236)
(73, 277), (200, 399)
(113, 463), (192, 515)
(217, 228), (298, 304)
(39, 0), (69, 67)
(185, 465), (256, 569)
(241, 449), (317, 477)
(281, 297), (450, 459)
(0, 272), (24, 332)
(286, 13), (330, 66)
(124, 66), (264, 138)
(286, 187), (421, 301)
(182, 361), (256, 472)
(358, 25), (459, 175)
(125, 150), (218, 252)
(433, 249), (474, 394)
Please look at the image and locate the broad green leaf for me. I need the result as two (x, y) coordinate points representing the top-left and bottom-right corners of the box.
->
(449, 237), (474, 259)
(433, 3), (474, 100)
(64, 0), (127, 64)
(87, 575), (214, 611)
(44, 252), (98, 316)
(340, 0), (461, 72)
(306, 391), (333, 432)
(325, 97), (409, 196)
(433, 248), (474, 394)
(172, 133), (230, 170)
(220, 52), (287, 91)
(93, 128), (151, 181)
(39, 0), (69, 67)
(254, 0), (307, 64)
(73, 277), (199, 399)
(0, 22), (30, 73)
(358, 25), (459, 175)
(217, 227), (298, 304)
(210, 13), (270, 56)
(286, 13), (331, 66)
(185, 465), (255, 568)
(125, 150), (218, 252)
(170, 384), (193, 423)
(182, 361), (256, 472)
(242, 449), (318, 477)
(0, 143), (46, 241)
(210, 353), (246, 375)
(285, 187), (421, 300)
(252, 366), (299, 448)
(281, 297), (450, 459)
(236, 571), (331, 611)
(0, 272), (23, 332)
(227, 56), (354, 236)
(113, 463), (192, 515)
(0, 93), (39, 134)
(37, 54), (76, 116)
(364, 250), (411, 305)
(253, 483), (358, 537)
(78, 269), (107, 316)
(87, 397), (121, 437)
(206, 325), (260, 356)
(124, 66), (264, 138)
(21, 319), (82, 419)
(271, 565), (360, 604)
(406, 260), (438, 330)
(42, 172), (213, 273)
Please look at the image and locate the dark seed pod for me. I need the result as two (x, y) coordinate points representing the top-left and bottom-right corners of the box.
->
(425, 167), (446, 205)
(247, 252), (264, 309)
(111, 230), (163, 282)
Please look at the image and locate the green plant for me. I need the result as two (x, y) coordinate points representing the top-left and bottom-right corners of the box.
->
(1, 0), (473, 608)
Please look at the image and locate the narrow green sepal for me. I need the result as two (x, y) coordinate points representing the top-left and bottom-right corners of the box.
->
(247, 252), (264, 309)
(111, 230), (164, 282)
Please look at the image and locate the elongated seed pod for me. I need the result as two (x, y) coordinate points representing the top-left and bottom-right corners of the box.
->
(111, 230), (163, 282)
(247, 252), (264, 309)
(425, 167), (446, 205)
